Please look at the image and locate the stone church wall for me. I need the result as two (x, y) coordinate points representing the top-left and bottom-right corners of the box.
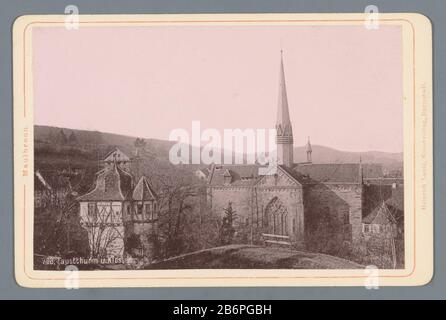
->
(208, 187), (253, 226)
(256, 187), (304, 243)
(303, 183), (363, 254)
(208, 186), (305, 245)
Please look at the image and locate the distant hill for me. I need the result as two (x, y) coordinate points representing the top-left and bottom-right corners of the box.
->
(34, 125), (202, 194)
(293, 145), (403, 165)
(34, 125), (403, 169)
(35, 125), (175, 159)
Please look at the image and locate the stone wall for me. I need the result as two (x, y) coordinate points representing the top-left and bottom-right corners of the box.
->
(208, 184), (305, 245)
(208, 186), (252, 226)
(303, 183), (363, 253)
(256, 187), (304, 243)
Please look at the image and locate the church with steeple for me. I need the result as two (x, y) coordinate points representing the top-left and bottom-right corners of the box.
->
(207, 53), (401, 252)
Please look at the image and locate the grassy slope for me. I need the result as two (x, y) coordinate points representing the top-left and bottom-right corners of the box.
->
(145, 244), (364, 269)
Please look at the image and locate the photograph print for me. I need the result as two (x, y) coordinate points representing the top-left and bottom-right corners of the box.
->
(31, 21), (405, 271)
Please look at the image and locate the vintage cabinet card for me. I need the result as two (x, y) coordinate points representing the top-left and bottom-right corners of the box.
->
(13, 13), (433, 287)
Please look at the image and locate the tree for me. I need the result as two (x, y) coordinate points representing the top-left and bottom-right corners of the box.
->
(134, 138), (147, 149)
(47, 130), (56, 144)
(219, 202), (236, 245)
(138, 155), (217, 259)
(34, 189), (89, 265)
(67, 131), (78, 145)
(157, 183), (197, 257)
(91, 131), (104, 146)
(55, 129), (68, 145)
(80, 203), (125, 259)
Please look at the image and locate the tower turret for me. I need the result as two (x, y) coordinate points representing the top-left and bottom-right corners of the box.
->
(306, 136), (312, 163)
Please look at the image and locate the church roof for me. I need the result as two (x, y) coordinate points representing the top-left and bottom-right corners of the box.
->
(208, 164), (263, 186)
(208, 164), (310, 186)
(207, 163), (384, 186)
(277, 165), (309, 184)
(77, 164), (133, 201)
(132, 176), (157, 201)
(293, 163), (382, 184)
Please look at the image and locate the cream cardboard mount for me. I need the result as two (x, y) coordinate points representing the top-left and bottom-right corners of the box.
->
(12, 13), (433, 288)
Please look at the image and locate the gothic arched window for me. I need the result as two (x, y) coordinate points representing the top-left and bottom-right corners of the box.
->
(264, 197), (288, 236)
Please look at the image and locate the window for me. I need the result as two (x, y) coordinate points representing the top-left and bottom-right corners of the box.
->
(363, 224), (371, 233)
(343, 210), (349, 224)
(145, 202), (152, 220)
(112, 205), (121, 222)
(265, 197), (288, 236)
(127, 204), (131, 216)
(136, 203), (143, 219)
(152, 202), (158, 220)
(372, 224), (380, 233)
(88, 203), (97, 220)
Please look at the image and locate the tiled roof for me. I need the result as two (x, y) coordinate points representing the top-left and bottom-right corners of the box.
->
(293, 163), (383, 183)
(208, 164), (263, 186)
(208, 163), (384, 186)
(208, 164), (309, 186)
(77, 164), (133, 201)
(363, 202), (397, 224)
(103, 147), (130, 162)
(365, 177), (404, 185)
(278, 165), (309, 185)
(197, 167), (211, 176)
(132, 176), (157, 201)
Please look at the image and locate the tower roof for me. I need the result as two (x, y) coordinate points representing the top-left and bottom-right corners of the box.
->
(103, 147), (130, 163)
(276, 51), (291, 126)
(132, 176), (157, 201)
(77, 163), (134, 201)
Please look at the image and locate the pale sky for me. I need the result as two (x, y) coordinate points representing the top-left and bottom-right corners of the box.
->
(33, 25), (403, 152)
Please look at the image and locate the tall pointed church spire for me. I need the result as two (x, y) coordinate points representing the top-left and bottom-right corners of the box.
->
(276, 50), (294, 167)
(277, 50), (292, 127)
